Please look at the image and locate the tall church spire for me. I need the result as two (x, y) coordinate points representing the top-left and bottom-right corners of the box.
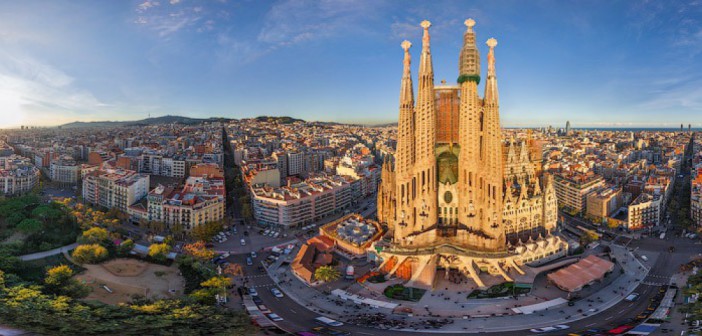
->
(484, 38), (499, 104)
(414, 20), (438, 233)
(458, 18), (480, 84)
(416, 20), (436, 162)
(396, 40), (415, 177)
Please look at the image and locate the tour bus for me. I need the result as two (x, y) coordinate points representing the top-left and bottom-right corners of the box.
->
(314, 316), (344, 327)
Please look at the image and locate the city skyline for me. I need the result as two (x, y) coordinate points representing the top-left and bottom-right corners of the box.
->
(1, 0), (702, 128)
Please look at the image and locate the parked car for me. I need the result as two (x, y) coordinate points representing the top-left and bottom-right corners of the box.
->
(248, 288), (258, 296)
(251, 251), (257, 258)
(530, 325), (569, 333)
(240, 239), (246, 246)
(267, 313), (284, 322)
(257, 304), (272, 314)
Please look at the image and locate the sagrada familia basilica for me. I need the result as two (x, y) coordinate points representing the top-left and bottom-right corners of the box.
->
(375, 19), (568, 289)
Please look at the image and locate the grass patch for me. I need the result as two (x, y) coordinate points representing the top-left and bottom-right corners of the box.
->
(383, 284), (425, 302)
(468, 282), (531, 299)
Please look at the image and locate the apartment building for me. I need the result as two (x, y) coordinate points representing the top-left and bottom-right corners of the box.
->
(554, 172), (605, 214)
(627, 193), (661, 230)
(586, 186), (622, 222)
(251, 175), (351, 228)
(83, 168), (150, 212)
(50, 155), (79, 184)
(0, 155), (40, 195)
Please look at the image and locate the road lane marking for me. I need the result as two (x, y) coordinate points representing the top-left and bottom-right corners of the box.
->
(618, 309), (627, 313)
(605, 316), (613, 320)
(586, 323), (596, 327)
(358, 333), (374, 336)
(289, 309), (296, 313)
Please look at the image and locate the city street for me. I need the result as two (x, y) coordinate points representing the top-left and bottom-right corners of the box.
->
(232, 229), (698, 335)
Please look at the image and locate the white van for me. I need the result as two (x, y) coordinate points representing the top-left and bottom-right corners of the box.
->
(625, 293), (640, 302)
(315, 316), (344, 327)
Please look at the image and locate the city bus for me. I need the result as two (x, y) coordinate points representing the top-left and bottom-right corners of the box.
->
(314, 316), (344, 327)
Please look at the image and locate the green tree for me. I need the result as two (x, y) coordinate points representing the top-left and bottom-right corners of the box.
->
(16, 218), (42, 234)
(117, 239), (135, 256)
(314, 265), (341, 283)
(5, 212), (27, 228)
(31, 204), (63, 224)
(148, 221), (166, 234)
(241, 203), (253, 221)
(183, 241), (216, 261)
(148, 243), (170, 262)
(0, 285), (255, 335)
(44, 265), (89, 298)
(189, 221), (223, 242)
(0, 269), (5, 290)
(201, 276), (230, 295)
(72, 244), (109, 264)
(79, 227), (109, 245)
(163, 235), (175, 247)
(171, 222), (185, 239)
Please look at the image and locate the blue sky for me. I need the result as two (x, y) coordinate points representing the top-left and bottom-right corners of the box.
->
(1, 0), (702, 128)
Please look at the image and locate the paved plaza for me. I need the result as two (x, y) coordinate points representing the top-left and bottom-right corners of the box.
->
(266, 241), (652, 333)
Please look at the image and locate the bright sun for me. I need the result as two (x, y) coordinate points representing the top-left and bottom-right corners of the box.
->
(0, 90), (26, 129)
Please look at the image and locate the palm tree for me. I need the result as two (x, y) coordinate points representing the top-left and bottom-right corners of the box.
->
(314, 265), (340, 283)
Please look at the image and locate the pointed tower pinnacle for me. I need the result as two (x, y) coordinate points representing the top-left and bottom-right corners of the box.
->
(484, 37), (499, 103)
(458, 18), (480, 84)
(396, 40), (415, 177)
(400, 40), (414, 106)
(418, 20), (434, 81)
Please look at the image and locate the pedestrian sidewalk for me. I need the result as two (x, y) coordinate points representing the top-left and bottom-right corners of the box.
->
(18, 242), (79, 261)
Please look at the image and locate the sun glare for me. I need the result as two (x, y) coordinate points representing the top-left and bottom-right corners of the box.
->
(0, 90), (26, 129)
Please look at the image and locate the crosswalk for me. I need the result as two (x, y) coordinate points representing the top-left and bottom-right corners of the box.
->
(242, 274), (270, 279)
(643, 273), (670, 286)
(247, 282), (276, 289)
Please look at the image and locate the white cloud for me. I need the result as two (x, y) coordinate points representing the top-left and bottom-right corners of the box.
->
(133, 2), (221, 37)
(258, 0), (383, 46)
(0, 51), (109, 125)
(137, 1), (160, 13)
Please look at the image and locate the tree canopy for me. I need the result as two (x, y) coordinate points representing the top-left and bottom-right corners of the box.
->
(72, 244), (109, 264)
(183, 241), (216, 261)
(0, 285), (254, 335)
(44, 265), (89, 298)
(314, 265), (341, 283)
(79, 227), (109, 245)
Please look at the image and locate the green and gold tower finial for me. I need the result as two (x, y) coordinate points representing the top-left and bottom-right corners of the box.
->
(458, 18), (481, 84)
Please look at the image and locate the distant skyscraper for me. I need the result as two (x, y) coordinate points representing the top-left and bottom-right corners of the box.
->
(689, 124), (692, 133)
(565, 121), (571, 135)
(682, 124), (684, 132)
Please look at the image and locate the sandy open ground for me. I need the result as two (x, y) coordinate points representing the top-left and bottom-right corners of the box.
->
(75, 258), (185, 305)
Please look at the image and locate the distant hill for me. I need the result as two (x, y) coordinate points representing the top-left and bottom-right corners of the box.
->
(253, 116), (305, 124)
(59, 115), (234, 129)
(369, 122), (398, 127)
